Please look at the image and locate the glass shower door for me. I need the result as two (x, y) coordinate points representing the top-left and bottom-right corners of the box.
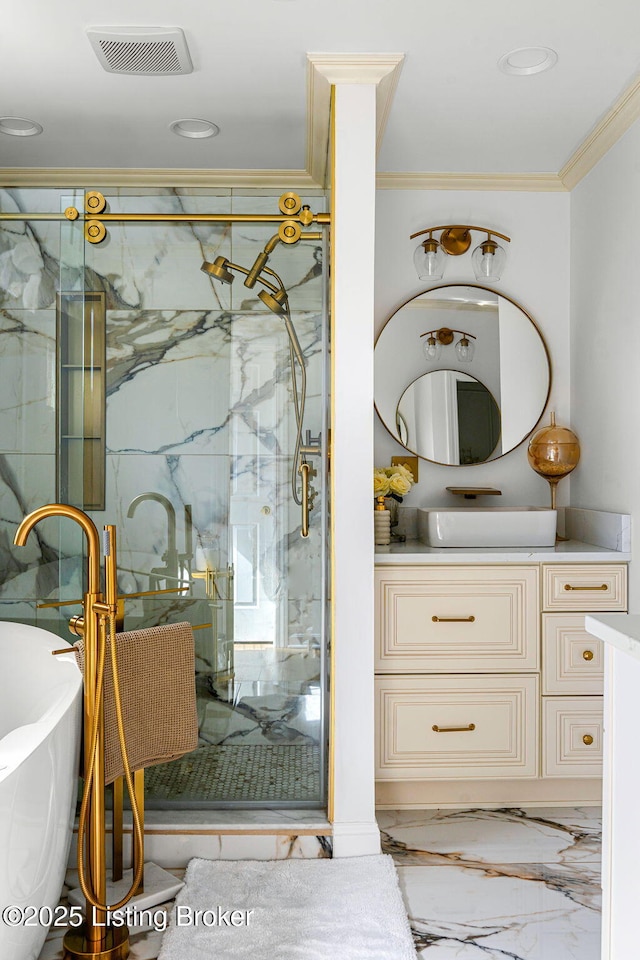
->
(0, 187), (329, 808)
(0, 188), (89, 635)
(79, 191), (330, 808)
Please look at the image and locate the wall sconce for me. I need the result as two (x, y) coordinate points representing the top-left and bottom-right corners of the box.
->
(420, 327), (477, 363)
(411, 224), (510, 283)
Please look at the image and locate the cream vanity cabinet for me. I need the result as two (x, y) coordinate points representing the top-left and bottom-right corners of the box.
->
(375, 561), (627, 806)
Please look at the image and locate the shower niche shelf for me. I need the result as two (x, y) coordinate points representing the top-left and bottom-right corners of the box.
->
(56, 292), (106, 510)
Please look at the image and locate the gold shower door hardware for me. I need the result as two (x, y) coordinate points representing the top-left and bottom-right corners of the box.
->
(300, 461), (311, 538)
(56, 292), (106, 510)
(37, 190), (331, 243)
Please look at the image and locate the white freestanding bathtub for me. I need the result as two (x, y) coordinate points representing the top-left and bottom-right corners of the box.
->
(0, 622), (82, 960)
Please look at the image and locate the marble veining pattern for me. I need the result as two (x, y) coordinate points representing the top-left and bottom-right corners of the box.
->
(0, 189), (327, 654)
(382, 806), (601, 958)
(564, 507), (631, 552)
(37, 807), (599, 959)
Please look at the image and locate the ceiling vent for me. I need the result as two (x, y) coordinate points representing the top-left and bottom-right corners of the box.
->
(86, 26), (193, 76)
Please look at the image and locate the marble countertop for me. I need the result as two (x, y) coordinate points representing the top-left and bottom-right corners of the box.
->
(586, 614), (640, 662)
(375, 539), (631, 564)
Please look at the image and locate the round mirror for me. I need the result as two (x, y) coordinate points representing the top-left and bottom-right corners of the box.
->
(375, 284), (551, 466)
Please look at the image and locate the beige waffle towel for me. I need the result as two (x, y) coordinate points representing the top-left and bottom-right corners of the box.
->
(75, 621), (199, 785)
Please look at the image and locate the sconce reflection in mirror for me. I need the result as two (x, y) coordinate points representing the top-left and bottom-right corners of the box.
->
(420, 327), (477, 363)
(411, 225), (511, 283)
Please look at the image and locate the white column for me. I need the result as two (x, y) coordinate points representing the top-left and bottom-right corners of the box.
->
(330, 81), (380, 857)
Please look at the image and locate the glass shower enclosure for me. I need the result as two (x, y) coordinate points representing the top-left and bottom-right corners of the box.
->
(0, 186), (330, 808)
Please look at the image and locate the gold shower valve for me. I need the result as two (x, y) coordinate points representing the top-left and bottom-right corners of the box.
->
(68, 614), (85, 637)
(279, 220), (302, 244)
(85, 219), (107, 244)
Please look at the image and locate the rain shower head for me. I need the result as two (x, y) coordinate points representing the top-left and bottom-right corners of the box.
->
(258, 288), (287, 315)
(201, 257), (234, 284)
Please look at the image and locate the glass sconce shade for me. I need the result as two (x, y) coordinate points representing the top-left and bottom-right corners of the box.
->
(414, 237), (446, 280)
(423, 334), (441, 361)
(455, 335), (475, 363)
(471, 238), (506, 282)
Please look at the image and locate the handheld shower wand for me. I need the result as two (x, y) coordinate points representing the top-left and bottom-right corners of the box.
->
(201, 206), (322, 533)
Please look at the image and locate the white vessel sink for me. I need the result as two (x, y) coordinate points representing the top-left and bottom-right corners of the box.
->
(418, 507), (557, 548)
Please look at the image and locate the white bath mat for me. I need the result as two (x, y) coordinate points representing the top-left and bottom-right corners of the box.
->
(158, 854), (417, 959)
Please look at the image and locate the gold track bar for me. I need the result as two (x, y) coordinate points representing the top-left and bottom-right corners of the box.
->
(0, 211), (330, 225)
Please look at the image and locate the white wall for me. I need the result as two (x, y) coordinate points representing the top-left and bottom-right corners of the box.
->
(375, 190), (571, 507)
(570, 120), (640, 610)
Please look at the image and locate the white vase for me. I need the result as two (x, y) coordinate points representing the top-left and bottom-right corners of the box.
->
(374, 505), (391, 545)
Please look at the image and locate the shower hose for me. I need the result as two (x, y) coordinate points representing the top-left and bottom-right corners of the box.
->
(76, 562), (145, 912)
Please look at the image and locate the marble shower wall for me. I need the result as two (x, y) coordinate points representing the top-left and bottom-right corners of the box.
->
(0, 188), (328, 648)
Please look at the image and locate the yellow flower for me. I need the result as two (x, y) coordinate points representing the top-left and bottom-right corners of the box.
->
(388, 473), (412, 496)
(394, 464), (414, 483)
(374, 471), (391, 497)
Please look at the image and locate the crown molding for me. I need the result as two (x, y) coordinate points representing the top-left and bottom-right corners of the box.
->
(0, 168), (319, 189)
(376, 171), (567, 191)
(306, 53), (404, 187)
(559, 73), (640, 190)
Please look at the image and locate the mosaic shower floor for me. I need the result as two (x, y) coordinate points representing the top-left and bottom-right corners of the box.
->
(145, 743), (321, 803)
(37, 806), (601, 959)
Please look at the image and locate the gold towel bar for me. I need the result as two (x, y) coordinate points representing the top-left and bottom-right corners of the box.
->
(50, 621), (213, 654)
(38, 585), (190, 609)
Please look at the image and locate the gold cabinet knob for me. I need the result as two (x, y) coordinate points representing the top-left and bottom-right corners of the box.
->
(582, 649), (594, 661)
(583, 734), (594, 746)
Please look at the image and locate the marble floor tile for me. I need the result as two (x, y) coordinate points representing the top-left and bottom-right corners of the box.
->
(399, 862), (600, 959)
(378, 806), (601, 867)
(38, 808), (601, 960)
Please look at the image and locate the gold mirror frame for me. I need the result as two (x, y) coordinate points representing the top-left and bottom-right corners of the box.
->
(374, 283), (552, 466)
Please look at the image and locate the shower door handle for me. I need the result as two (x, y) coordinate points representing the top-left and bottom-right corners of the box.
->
(300, 461), (311, 538)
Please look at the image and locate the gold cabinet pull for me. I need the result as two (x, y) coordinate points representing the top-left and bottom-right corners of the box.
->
(582, 649), (594, 661)
(299, 461), (310, 539)
(583, 734), (594, 746)
(432, 723), (476, 733)
(563, 583), (607, 591)
(432, 615), (475, 623)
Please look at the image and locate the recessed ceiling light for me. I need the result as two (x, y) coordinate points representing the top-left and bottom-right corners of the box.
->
(498, 47), (558, 76)
(0, 117), (43, 137)
(169, 118), (220, 139)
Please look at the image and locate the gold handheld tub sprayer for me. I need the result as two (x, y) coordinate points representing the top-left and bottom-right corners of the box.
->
(14, 504), (144, 960)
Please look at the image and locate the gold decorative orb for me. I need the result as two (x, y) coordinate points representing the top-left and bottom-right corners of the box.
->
(527, 412), (580, 510)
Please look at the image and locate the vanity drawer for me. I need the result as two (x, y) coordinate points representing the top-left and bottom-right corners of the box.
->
(375, 565), (539, 672)
(542, 614), (604, 695)
(542, 564), (627, 612)
(375, 674), (539, 780)
(542, 697), (603, 777)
